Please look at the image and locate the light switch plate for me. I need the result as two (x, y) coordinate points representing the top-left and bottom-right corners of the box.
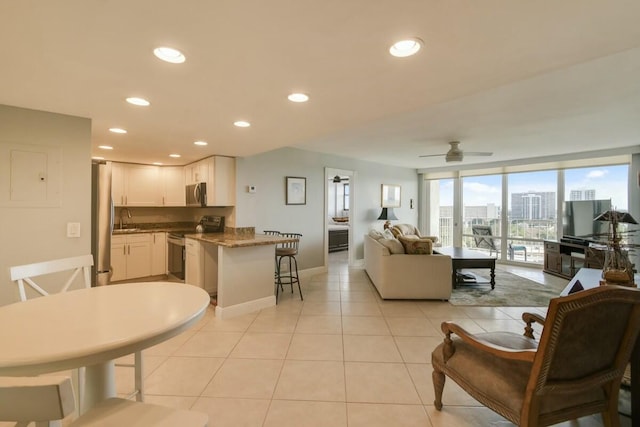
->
(67, 222), (81, 238)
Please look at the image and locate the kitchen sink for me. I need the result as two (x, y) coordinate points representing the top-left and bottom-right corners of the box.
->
(113, 228), (141, 234)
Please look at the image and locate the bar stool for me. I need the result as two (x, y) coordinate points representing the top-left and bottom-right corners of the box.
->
(276, 233), (303, 302)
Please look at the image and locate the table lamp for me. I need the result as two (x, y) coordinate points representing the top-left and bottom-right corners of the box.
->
(377, 207), (398, 230)
(594, 209), (638, 287)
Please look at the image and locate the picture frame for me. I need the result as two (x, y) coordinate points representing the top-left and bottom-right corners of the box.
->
(381, 184), (401, 208)
(286, 176), (306, 205)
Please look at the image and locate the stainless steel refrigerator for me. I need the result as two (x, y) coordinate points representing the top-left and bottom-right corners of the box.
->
(91, 161), (113, 286)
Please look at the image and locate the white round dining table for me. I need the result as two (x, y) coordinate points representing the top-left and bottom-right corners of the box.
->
(0, 282), (210, 411)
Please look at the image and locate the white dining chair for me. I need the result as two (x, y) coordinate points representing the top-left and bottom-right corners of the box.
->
(9, 255), (145, 410)
(0, 375), (208, 427)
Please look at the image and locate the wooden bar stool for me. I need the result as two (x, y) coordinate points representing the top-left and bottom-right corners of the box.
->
(275, 233), (303, 302)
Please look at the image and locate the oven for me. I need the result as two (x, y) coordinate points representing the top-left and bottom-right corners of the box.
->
(167, 232), (186, 281)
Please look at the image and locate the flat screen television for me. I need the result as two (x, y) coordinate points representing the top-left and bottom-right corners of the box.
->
(562, 199), (611, 242)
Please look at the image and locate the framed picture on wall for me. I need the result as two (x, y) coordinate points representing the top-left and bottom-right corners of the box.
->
(286, 176), (306, 205)
(381, 184), (401, 208)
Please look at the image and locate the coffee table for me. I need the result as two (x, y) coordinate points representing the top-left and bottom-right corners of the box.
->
(436, 247), (496, 289)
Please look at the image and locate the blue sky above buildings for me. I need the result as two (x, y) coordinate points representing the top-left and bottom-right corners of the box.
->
(440, 165), (629, 210)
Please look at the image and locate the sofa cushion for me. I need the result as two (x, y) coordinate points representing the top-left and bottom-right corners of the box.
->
(398, 236), (433, 255)
(382, 228), (395, 240)
(379, 237), (405, 254)
(368, 229), (384, 240)
(391, 224), (421, 238)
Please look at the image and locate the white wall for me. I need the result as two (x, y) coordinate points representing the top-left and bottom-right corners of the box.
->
(235, 147), (419, 269)
(0, 105), (92, 306)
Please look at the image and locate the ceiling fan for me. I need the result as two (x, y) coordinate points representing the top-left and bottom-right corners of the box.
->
(332, 175), (349, 183)
(419, 141), (493, 162)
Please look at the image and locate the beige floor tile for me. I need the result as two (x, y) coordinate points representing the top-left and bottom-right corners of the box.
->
(395, 336), (443, 364)
(379, 302), (426, 317)
(273, 360), (346, 401)
(302, 289), (342, 302)
(347, 403), (432, 427)
(340, 282), (373, 291)
(174, 330), (243, 357)
(114, 354), (166, 396)
(247, 313), (299, 333)
(345, 362), (420, 404)
(418, 303), (471, 319)
(341, 301), (382, 316)
(342, 316), (390, 335)
(300, 301), (342, 316)
(343, 335), (402, 362)
(286, 333), (344, 361)
(459, 306), (513, 320)
(386, 317), (441, 336)
(259, 297), (303, 315)
(229, 333), (292, 359)
(473, 318), (529, 334)
(191, 397), (271, 427)
(142, 394), (198, 410)
(295, 315), (342, 334)
(145, 329), (196, 356)
(263, 400), (347, 427)
(425, 405), (511, 427)
(199, 312), (258, 332)
(340, 290), (377, 302)
(201, 358), (283, 399)
(144, 356), (224, 396)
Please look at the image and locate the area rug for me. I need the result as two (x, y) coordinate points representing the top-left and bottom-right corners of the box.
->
(449, 269), (568, 307)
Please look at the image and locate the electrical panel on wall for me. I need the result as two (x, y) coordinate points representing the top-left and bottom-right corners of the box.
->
(0, 142), (61, 207)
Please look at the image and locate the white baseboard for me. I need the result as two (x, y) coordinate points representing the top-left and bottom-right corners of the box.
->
(299, 266), (327, 280)
(215, 295), (276, 319)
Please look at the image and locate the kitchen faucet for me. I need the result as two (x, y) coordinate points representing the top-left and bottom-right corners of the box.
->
(119, 208), (132, 229)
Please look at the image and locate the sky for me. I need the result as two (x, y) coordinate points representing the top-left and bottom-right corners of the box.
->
(439, 165), (629, 210)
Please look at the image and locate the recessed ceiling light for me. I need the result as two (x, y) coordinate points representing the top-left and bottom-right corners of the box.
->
(98, 145), (113, 150)
(92, 156), (105, 160)
(153, 162), (163, 165)
(169, 154), (181, 158)
(193, 141), (208, 146)
(126, 97), (150, 106)
(389, 38), (423, 57)
(234, 120), (251, 128)
(153, 47), (186, 64)
(288, 93), (309, 103)
(109, 128), (127, 134)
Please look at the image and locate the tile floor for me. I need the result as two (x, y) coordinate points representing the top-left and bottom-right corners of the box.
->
(113, 251), (631, 427)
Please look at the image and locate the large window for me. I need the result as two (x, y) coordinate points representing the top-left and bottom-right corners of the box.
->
(462, 175), (502, 251)
(437, 179), (455, 247)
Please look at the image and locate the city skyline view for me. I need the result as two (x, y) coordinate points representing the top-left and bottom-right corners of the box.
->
(439, 165), (629, 211)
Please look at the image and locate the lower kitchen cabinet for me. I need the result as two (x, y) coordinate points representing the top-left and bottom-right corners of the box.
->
(185, 238), (217, 293)
(151, 232), (167, 276)
(111, 234), (152, 281)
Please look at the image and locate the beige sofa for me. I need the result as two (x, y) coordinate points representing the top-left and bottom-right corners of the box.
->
(364, 234), (452, 300)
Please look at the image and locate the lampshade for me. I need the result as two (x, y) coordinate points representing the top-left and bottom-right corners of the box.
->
(377, 207), (398, 221)
(333, 175), (341, 183)
(594, 210), (638, 224)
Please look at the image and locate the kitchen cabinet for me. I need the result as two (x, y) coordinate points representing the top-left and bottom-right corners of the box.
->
(110, 234), (152, 281)
(151, 232), (167, 276)
(185, 161), (208, 186)
(161, 167), (185, 206)
(204, 156), (236, 206)
(112, 163), (161, 206)
(185, 238), (217, 293)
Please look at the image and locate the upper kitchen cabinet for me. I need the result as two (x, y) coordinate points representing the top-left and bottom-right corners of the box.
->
(161, 166), (185, 206)
(206, 156), (236, 206)
(112, 163), (162, 206)
(185, 160), (208, 186)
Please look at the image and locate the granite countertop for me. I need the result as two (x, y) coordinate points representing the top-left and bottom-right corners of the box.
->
(112, 222), (197, 235)
(184, 233), (297, 248)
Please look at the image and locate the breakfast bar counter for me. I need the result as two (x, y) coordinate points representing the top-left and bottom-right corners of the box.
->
(184, 233), (298, 319)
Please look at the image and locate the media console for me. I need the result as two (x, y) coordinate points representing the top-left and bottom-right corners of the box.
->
(543, 239), (605, 279)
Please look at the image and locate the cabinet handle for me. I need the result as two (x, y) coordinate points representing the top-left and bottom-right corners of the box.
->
(162, 196), (165, 205)
(125, 196), (128, 205)
(121, 196), (123, 205)
(123, 245), (126, 255)
(128, 245), (130, 255)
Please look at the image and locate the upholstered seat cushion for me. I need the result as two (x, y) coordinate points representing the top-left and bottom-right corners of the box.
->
(276, 248), (297, 256)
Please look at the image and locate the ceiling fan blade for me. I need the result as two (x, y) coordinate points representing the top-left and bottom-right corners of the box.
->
(464, 152), (493, 157)
(418, 153), (446, 158)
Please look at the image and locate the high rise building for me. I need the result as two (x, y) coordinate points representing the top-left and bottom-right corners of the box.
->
(569, 189), (596, 201)
(511, 191), (556, 219)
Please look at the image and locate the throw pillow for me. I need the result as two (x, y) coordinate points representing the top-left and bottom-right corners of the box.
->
(382, 228), (395, 240)
(379, 237), (405, 254)
(368, 229), (384, 240)
(398, 236), (433, 255)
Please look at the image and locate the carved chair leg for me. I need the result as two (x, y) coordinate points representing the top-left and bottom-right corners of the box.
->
(432, 368), (445, 410)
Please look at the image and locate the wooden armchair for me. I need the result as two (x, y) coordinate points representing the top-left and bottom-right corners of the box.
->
(432, 285), (640, 426)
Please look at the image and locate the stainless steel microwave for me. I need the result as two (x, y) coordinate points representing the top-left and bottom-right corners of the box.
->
(186, 182), (207, 207)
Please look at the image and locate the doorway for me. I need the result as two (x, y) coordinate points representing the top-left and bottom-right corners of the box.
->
(325, 167), (354, 267)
